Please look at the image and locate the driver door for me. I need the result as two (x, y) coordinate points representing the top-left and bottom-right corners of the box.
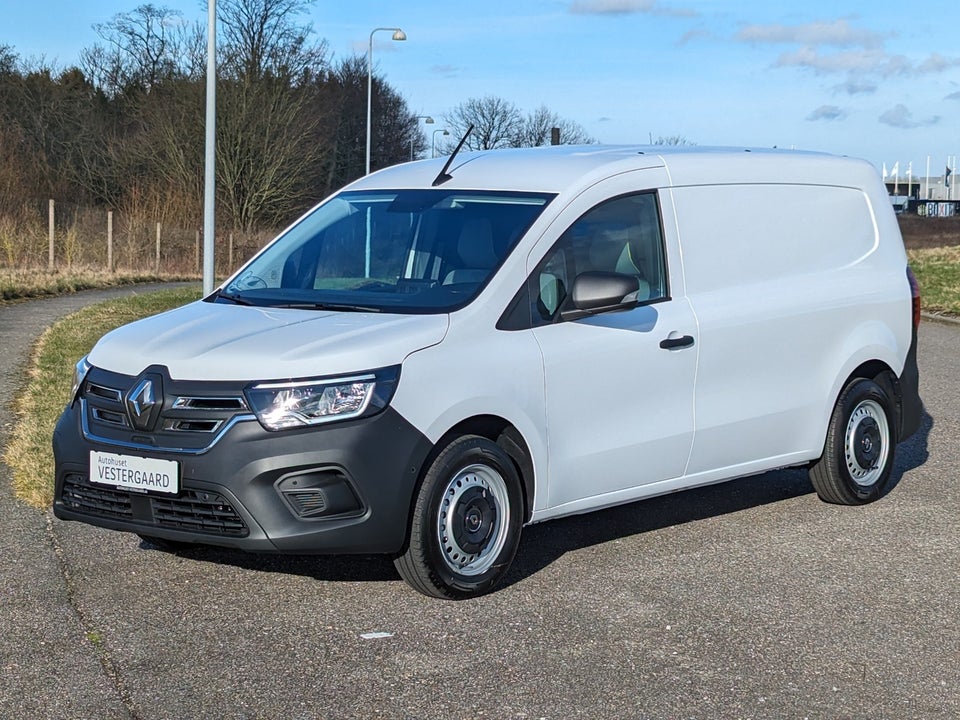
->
(529, 188), (698, 512)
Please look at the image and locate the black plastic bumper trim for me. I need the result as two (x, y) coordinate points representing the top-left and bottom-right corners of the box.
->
(53, 404), (434, 555)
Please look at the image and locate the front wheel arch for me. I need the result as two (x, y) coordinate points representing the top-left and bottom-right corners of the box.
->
(428, 415), (535, 523)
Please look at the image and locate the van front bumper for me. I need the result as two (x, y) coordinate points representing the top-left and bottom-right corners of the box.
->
(53, 402), (433, 555)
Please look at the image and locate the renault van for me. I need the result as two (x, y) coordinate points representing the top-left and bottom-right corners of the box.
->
(53, 146), (923, 599)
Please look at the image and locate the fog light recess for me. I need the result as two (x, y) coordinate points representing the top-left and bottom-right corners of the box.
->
(275, 469), (362, 519)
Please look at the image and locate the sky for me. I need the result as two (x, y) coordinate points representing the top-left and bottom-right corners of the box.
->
(2, 0), (958, 180)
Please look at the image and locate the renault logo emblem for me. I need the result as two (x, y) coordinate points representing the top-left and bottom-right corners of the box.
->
(126, 375), (162, 431)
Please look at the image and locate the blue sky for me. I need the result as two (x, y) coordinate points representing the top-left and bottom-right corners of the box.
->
(3, 0), (958, 178)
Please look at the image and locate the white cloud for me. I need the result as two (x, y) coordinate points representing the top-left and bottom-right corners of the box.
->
(678, 28), (713, 45)
(807, 105), (847, 121)
(878, 104), (940, 129)
(430, 64), (460, 77)
(833, 78), (877, 95)
(736, 19), (884, 49)
(775, 48), (957, 78)
(917, 53), (960, 73)
(947, 91), (960, 102)
(569, 0), (696, 17)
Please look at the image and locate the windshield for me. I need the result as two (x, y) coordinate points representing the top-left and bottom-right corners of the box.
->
(218, 189), (554, 313)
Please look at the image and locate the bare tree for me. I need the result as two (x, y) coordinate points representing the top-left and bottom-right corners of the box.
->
(82, 4), (187, 95)
(443, 96), (594, 152)
(213, 0), (333, 229)
(651, 135), (695, 146)
(443, 96), (523, 151)
(513, 105), (594, 147)
(0, 5), (424, 236)
(218, 0), (327, 82)
(321, 55), (425, 191)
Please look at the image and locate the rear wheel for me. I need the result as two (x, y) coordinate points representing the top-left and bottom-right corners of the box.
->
(810, 378), (896, 504)
(394, 435), (523, 599)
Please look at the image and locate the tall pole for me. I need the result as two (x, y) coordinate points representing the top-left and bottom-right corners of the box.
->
(432, 129), (449, 158)
(366, 28), (405, 176)
(203, 0), (217, 295)
(410, 116), (434, 160)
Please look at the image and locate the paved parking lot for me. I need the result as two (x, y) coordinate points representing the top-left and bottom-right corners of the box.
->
(1, 288), (957, 719)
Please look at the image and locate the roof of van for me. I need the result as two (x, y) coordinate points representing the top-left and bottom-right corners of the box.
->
(349, 145), (881, 195)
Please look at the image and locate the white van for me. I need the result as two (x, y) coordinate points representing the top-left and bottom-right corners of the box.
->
(53, 146), (922, 599)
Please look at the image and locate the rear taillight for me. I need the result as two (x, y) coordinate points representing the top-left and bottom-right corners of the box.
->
(906, 266), (921, 329)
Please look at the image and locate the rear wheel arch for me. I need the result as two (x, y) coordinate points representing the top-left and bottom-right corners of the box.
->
(842, 360), (903, 440)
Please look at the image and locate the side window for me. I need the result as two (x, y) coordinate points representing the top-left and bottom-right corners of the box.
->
(532, 192), (667, 326)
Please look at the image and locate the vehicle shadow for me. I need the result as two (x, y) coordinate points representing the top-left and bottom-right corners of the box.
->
(503, 407), (933, 590)
(148, 408), (933, 591)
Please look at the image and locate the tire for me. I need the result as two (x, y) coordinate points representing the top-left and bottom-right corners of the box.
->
(394, 435), (524, 599)
(809, 378), (897, 505)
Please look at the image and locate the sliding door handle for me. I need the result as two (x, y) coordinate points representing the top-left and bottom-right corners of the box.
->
(659, 334), (695, 350)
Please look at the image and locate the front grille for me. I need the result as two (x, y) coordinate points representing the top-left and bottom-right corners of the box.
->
(61, 474), (248, 538)
(152, 490), (248, 536)
(172, 396), (247, 411)
(80, 366), (253, 453)
(62, 473), (133, 519)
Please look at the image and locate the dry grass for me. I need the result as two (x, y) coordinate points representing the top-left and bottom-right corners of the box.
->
(0, 267), (197, 303)
(898, 215), (960, 250)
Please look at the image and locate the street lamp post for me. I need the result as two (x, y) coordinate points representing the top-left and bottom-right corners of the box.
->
(432, 129), (450, 158)
(202, 0), (216, 296)
(366, 27), (406, 175)
(410, 116), (434, 160)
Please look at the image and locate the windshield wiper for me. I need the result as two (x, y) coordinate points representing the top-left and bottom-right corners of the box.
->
(215, 289), (254, 305)
(272, 301), (382, 313)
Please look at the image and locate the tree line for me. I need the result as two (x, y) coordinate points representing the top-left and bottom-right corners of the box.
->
(0, 0), (594, 237)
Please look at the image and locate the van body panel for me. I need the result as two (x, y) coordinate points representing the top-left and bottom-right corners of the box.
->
(671, 182), (913, 476)
(389, 321), (549, 510)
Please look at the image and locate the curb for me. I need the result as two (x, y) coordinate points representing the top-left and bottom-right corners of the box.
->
(921, 310), (960, 326)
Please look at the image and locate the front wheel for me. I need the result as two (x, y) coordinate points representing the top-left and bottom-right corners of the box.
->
(394, 435), (524, 599)
(810, 378), (897, 505)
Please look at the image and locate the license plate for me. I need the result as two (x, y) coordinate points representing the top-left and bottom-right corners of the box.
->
(89, 450), (180, 495)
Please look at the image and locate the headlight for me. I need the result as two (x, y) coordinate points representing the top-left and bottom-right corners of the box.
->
(71, 356), (92, 402)
(245, 366), (400, 431)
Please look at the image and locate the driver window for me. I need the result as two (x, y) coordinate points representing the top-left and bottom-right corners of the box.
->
(532, 192), (667, 325)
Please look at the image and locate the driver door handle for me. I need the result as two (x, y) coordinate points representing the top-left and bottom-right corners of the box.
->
(659, 334), (695, 350)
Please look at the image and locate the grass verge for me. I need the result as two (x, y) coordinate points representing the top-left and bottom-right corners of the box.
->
(0, 268), (198, 304)
(908, 247), (960, 316)
(3, 287), (201, 508)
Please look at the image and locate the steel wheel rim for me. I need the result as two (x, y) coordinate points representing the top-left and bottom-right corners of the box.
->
(436, 463), (511, 577)
(844, 399), (890, 487)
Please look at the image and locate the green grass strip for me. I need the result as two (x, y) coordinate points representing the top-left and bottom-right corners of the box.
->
(908, 247), (960, 316)
(4, 287), (201, 508)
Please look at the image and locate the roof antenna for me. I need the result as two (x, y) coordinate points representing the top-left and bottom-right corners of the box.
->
(432, 124), (473, 186)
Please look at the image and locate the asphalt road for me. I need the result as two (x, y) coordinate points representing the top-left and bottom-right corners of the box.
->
(1, 288), (957, 720)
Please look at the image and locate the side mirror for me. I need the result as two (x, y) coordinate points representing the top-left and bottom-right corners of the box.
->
(561, 271), (640, 321)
